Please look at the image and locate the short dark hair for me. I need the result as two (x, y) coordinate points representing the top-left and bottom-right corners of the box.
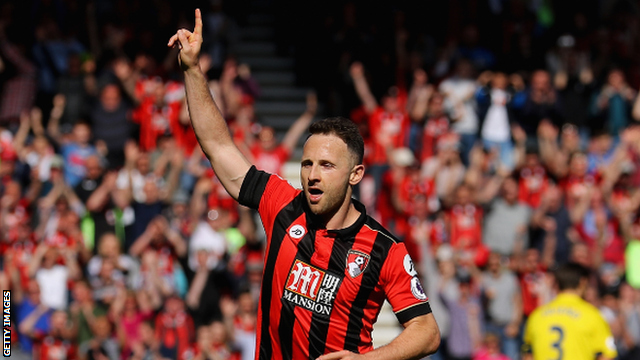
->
(553, 263), (590, 291)
(308, 117), (364, 165)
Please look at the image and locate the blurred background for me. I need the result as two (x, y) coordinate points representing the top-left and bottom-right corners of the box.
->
(1, 0), (640, 359)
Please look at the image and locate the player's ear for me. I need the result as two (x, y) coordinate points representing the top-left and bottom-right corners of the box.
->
(349, 164), (365, 186)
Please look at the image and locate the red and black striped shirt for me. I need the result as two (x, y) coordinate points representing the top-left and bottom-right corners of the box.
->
(238, 166), (432, 360)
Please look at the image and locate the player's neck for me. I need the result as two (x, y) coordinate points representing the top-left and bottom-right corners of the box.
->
(324, 196), (360, 231)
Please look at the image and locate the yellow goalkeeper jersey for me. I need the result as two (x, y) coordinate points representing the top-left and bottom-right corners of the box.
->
(523, 293), (617, 360)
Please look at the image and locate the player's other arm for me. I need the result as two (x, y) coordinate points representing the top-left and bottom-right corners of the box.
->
(317, 313), (440, 360)
(167, 9), (251, 200)
(371, 313), (440, 360)
(319, 243), (440, 360)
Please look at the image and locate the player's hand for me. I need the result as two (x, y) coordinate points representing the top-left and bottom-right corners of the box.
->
(167, 8), (203, 71)
(317, 350), (365, 360)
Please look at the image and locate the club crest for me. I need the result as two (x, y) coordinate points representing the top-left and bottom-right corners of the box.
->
(346, 250), (370, 278)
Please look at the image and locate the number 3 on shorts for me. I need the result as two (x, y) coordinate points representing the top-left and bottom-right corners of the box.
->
(550, 326), (564, 360)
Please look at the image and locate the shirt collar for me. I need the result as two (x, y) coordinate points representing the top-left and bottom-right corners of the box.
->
(556, 292), (583, 301)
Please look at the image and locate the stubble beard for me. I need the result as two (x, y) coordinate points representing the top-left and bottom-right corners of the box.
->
(305, 184), (350, 219)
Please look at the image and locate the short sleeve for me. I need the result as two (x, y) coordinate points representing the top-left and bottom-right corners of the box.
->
(592, 311), (617, 359)
(238, 166), (300, 235)
(380, 242), (432, 324)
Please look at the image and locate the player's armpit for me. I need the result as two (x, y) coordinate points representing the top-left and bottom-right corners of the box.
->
(206, 143), (252, 200)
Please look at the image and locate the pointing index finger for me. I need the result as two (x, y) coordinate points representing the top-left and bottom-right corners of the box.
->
(194, 8), (203, 36)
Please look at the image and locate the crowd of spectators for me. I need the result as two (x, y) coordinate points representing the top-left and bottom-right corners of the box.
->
(1, 1), (640, 360)
(312, 2), (640, 360)
(0, 1), (279, 360)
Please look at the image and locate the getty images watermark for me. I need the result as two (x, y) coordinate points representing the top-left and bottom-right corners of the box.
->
(2, 291), (9, 356)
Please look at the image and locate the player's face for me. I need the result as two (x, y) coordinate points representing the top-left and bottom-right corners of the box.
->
(301, 134), (354, 217)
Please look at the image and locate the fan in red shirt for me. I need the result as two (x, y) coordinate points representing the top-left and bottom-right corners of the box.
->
(517, 150), (549, 208)
(189, 169), (240, 226)
(156, 295), (195, 360)
(4, 220), (36, 285)
(571, 187), (626, 267)
(132, 77), (185, 152)
(172, 100), (199, 157)
(182, 322), (241, 360)
(444, 184), (484, 256)
(1, 180), (31, 242)
(377, 148), (438, 261)
(405, 192), (446, 265)
(130, 216), (188, 297)
(349, 62), (409, 166)
(515, 248), (549, 317)
(44, 210), (81, 251)
(29, 310), (77, 360)
(559, 151), (601, 209)
(181, 325), (211, 360)
(420, 93), (451, 162)
(229, 103), (259, 154)
(249, 92), (316, 176)
(375, 148), (414, 239)
(249, 127), (290, 176)
(229, 237), (264, 280)
(0, 134), (19, 184)
(43, 208), (92, 267)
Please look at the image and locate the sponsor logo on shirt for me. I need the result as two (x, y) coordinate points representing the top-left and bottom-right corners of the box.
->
(288, 225), (306, 239)
(283, 259), (341, 316)
(403, 254), (418, 277)
(346, 250), (370, 278)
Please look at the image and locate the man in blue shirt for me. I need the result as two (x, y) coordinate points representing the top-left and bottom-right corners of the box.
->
(15, 279), (51, 353)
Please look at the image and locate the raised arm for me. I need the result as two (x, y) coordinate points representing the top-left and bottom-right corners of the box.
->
(410, 85), (434, 122)
(633, 88), (640, 121)
(113, 57), (141, 106)
(46, 94), (66, 145)
(281, 92), (317, 153)
(18, 304), (50, 338)
(569, 186), (594, 225)
(349, 62), (378, 114)
(167, 9), (251, 201)
(12, 111), (31, 158)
